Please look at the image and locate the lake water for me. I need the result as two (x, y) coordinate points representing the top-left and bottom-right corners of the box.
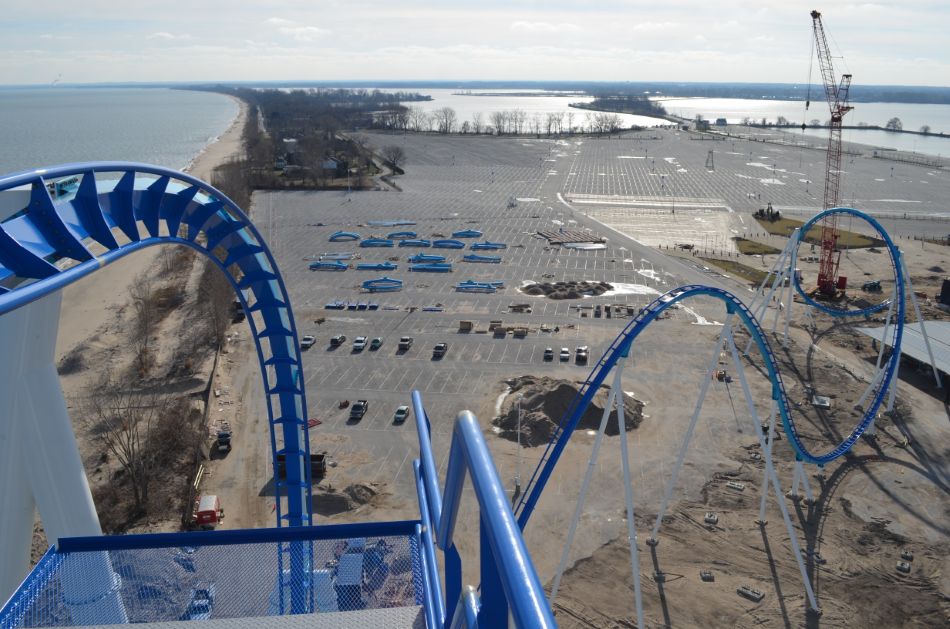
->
(0, 87), (238, 176)
(655, 97), (950, 157)
(386, 88), (670, 130)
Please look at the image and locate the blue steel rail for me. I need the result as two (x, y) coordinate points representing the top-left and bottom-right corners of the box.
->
(793, 207), (901, 318)
(411, 391), (555, 629)
(0, 163), (312, 529)
(515, 279), (904, 528)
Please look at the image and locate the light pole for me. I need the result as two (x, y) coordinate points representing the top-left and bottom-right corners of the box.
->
(516, 394), (523, 486)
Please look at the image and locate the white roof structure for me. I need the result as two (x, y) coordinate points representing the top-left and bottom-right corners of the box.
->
(856, 321), (950, 374)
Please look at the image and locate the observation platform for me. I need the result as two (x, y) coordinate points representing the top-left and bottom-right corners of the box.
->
(1, 393), (553, 629)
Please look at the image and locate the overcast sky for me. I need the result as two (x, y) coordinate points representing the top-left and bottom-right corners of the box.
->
(2, 1), (948, 87)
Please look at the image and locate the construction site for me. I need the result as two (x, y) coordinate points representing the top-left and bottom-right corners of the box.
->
(1, 9), (949, 629)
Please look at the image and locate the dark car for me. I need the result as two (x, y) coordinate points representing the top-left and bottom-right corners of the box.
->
(182, 583), (216, 620)
(433, 342), (448, 358)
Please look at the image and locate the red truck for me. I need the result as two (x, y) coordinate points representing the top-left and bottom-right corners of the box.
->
(192, 495), (225, 529)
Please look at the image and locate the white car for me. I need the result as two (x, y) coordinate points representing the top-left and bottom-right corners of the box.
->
(300, 335), (316, 350)
(393, 405), (410, 424)
(353, 336), (368, 351)
(559, 347), (570, 361)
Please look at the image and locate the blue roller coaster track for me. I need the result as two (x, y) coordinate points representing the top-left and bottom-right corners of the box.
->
(0, 162), (313, 528)
(516, 208), (906, 527)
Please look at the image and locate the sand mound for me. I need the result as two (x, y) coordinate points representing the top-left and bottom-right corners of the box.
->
(315, 482), (379, 516)
(521, 280), (612, 300)
(493, 375), (644, 447)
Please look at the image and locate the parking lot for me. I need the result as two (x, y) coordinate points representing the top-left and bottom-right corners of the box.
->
(248, 131), (752, 525)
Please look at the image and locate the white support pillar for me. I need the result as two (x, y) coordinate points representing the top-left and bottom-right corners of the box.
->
(788, 461), (802, 500)
(649, 314), (734, 543)
(724, 328), (820, 612)
(757, 401), (777, 525)
(781, 236), (797, 348)
(799, 462), (816, 505)
(0, 380), (35, 599)
(549, 360), (622, 603)
(614, 357), (644, 629)
(0, 291), (127, 623)
(901, 252), (942, 388)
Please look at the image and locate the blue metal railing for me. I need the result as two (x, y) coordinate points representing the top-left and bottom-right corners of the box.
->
(412, 391), (555, 629)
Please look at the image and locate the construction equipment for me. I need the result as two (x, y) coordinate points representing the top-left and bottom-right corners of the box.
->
(808, 9), (853, 295)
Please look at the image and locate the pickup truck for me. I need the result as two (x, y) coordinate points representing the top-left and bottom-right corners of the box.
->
(350, 400), (368, 420)
(398, 336), (413, 350)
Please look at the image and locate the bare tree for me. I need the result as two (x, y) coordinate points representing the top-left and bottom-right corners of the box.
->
(490, 111), (507, 135)
(432, 107), (458, 134)
(531, 113), (542, 136)
(885, 117), (903, 131)
(197, 260), (234, 353)
(471, 112), (483, 134)
(920, 124), (931, 134)
(460, 120), (471, 134)
(512, 109), (526, 134)
(84, 374), (175, 512)
(381, 145), (407, 171)
(565, 111), (575, 135)
(408, 106), (429, 132)
(129, 272), (157, 375)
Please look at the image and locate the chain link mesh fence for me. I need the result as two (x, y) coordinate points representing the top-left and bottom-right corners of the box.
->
(2, 534), (421, 627)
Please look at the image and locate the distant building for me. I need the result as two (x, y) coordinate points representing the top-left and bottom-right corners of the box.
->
(715, 118), (728, 126)
(695, 119), (710, 132)
(282, 138), (299, 154)
(321, 157), (340, 171)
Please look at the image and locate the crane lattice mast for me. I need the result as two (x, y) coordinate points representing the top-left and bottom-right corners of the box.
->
(810, 9), (853, 295)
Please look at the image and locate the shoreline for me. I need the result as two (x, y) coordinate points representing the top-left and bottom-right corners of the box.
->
(55, 95), (248, 361)
(183, 94), (247, 183)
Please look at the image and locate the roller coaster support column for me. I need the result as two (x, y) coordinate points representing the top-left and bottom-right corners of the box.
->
(756, 401), (778, 525)
(724, 321), (820, 612)
(614, 349), (646, 629)
(549, 355), (622, 600)
(548, 350), (644, 629)
(0, 291), (127, 622)
(900, 251), (942, 388)
(746, 229), (798, 357)
(648, 313), (735, 545)
(788, 460), (816, 504)
(782, 239), (797, 348)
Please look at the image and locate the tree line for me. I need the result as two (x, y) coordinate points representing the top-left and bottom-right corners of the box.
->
(372, 105), (643, 135)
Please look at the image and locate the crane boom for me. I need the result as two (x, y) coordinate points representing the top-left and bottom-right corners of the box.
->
(810, 9), (853, 295)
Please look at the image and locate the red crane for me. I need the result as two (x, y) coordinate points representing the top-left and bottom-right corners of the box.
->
(809, 9), (853, 295)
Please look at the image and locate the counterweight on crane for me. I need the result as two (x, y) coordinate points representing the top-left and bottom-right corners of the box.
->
(808, 9), (853, 295)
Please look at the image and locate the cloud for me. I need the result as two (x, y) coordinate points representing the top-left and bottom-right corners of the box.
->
(632, 21), (679, 32)
(510, 21), (581, 34)
(147, 32), (188, 40)
(40, 33), (72, 40)
(265, 17), (329, 41)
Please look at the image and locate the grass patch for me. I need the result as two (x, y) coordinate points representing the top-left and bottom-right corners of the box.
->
(732, 237), (781, 255)
(753, 217), (884, 248)
(700, 257), (770, 285)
